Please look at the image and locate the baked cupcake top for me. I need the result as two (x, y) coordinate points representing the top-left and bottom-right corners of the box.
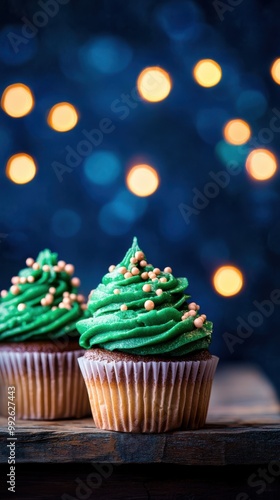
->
(77, 237), (212, 356)
(0, 249), (88, 342)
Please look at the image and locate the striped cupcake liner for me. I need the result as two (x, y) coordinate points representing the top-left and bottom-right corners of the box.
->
(78, 355), (219, 432)
(0, 350), (91, 420)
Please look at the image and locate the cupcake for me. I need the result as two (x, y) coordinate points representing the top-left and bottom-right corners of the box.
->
(77, 237), (218, 432)
(0, 249), (91, 420)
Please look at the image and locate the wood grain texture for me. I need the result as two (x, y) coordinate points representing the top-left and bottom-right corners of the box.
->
(0, 364), (279, 466)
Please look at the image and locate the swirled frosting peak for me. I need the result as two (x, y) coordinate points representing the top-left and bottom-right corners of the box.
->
(0, 249), (88, 342)
(77, 237), (212, 356)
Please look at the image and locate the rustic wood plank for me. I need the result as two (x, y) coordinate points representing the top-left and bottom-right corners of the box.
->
(0, 364), (279, 466)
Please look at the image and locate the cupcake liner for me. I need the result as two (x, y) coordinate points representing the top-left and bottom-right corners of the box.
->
(0, 350), (91, 419)
(78, 355), (219, 432)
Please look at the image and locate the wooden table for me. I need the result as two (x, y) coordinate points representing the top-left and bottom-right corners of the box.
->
(0, 364), (279, 499)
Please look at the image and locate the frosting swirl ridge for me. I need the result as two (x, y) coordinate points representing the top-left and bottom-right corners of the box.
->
(77, 238), (212, 356)
(0, 249), (88, 342)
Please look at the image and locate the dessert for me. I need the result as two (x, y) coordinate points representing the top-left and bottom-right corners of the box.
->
(77, 237), (218, 432)
(0, 249), (90, 419)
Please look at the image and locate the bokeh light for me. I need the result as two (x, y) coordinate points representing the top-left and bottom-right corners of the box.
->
(51, 209), (81, 238)
(98, 189), (148, 236)
(271, 58), (280, 84)
(1, 83), (34, 118)
(245, 149), (277, 181)
(223, 119), (251, 145)
(6, 153), (37, 185)
(213, 265), (243, 297)
(126, 164), (160, 197)
(47, 102), (78, 132)
(215, 140), (248, 167)
(236, 90), (267, 120)
(80, 35), (132, 74)
(156, 1), (203, 41)
(193, 59), (222, 87)
(137, 67), (172, 102)
(84, 151), (121, 185)
(0, 25), (37, 65)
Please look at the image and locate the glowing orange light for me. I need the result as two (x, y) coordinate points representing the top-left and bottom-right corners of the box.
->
(213, 265), (243, 297)
(193, 59), (222, 88)
(223, 119), (251, 145)
(126, 164), (160, 197)
(271, 58), (280, 84)
(137, 67), (172, 102)
(6, 153), (37, 184)
(245, 149), (277, 181)
(1, 83), (34, 118)
(47, 102), (78, 132)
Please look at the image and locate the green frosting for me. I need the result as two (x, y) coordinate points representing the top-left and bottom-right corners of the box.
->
(77, 237), (212, 356)
(0, 249), (89, 342)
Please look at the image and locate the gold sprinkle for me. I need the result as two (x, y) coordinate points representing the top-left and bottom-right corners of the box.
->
(131, 267), (140, 275)
(17, 303), (26, 311)
(11, 276), (20, 285)
(135, 251), (144, 260)
(164, 267), (172, 273)
(65, 264), (75, 275)
(144, 300), (154, 311)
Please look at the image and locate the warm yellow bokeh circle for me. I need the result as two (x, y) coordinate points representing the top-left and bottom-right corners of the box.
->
(245, 149), (277, 181)
(47, 102), (78, 132)
(126, 164), (160, 197)
(213, 265), (243, 297)
(193, 59), (222, 88)
(223, 119), (251, 145)
(6, 153), (37, 184)
(1, 83), (34, 118)
(137, 67), (172, 102)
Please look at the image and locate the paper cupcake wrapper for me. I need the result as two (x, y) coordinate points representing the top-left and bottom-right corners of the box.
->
(78, 355), (219, 432)
(0, 350), (91, 420)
